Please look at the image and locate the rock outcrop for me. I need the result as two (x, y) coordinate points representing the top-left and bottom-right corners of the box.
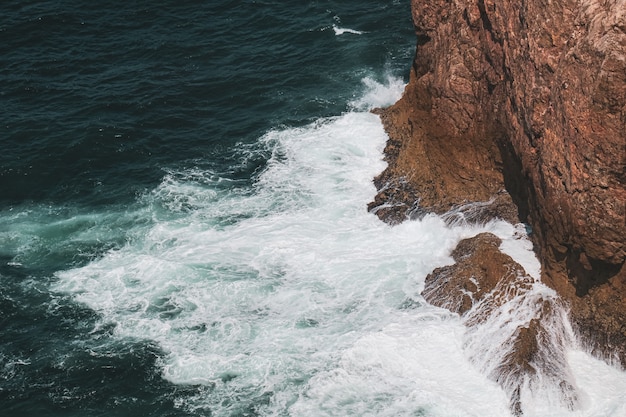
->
(423, 233), (578, 415)
(371, 0), (626, 373)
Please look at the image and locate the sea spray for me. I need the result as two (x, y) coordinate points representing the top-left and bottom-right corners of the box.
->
(47, 77), (626, 417)
(464, 279), (579, 414)
(51, 78), (506, 416)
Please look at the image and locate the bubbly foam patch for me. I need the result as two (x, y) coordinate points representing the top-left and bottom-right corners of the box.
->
(349, 76), (407, 111)
(50, 78), (626, 417)
(332, 25), (365, 36)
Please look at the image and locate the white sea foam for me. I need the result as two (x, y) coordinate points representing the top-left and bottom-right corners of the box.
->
(349, 76), (407, 111)
(488, 221), (541, 280)
(51, 77), (626, 417)
(332, 24), (365, 36)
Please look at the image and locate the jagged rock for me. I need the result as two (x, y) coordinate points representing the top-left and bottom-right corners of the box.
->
(423, 233), (521, 314)
(423, 233), (578, 415)
(372, 0), (626, 367)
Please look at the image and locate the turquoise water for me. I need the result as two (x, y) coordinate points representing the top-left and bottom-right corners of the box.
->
(2, 1), (626, 417)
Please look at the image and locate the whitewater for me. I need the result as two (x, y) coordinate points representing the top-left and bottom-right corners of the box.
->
(46, 78), (626, 417)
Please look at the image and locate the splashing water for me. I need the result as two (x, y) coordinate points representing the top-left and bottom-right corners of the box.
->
(50, 78), (626, 417)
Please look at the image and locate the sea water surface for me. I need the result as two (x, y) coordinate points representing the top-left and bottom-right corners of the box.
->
(1, 1), (625, 416)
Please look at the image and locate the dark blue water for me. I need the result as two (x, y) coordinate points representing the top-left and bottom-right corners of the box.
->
(1, 1), (415, 416)
(1, 0), (413, 206)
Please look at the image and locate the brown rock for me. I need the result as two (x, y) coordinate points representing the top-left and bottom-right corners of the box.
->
(423, 233), (523, 314)
(423, 233), (578, 415)
(373, 0), (626, 367)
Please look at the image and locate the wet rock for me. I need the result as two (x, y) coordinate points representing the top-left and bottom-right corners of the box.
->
(423, 233), (517, 315)
(372, 0), (626, 368)
(423, 233), (578, 415)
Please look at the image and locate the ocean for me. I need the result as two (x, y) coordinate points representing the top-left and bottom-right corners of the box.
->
(1, 1), (625, 416)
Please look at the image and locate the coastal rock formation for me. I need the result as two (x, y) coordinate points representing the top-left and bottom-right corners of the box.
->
(371, 0), (626, 373)
(423, 233), (577, 415)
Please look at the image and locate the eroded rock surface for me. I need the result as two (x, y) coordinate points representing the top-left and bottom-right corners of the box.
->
(372, 0), (626, 366)
(423, 233), (578, 415)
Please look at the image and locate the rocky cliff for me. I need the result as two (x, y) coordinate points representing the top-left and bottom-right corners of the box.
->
(371, 0), (625, 412)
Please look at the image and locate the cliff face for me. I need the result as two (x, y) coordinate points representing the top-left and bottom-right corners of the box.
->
(372, 0), (626, 367)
